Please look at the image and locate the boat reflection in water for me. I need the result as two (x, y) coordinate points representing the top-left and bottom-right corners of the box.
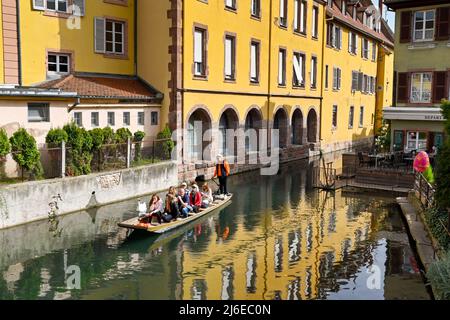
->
(0, 159), (431, 300)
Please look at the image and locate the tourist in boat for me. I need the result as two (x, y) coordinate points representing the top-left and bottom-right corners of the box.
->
(140, 194), (163, 224)
(161, 193), (181, 223)
(201, 183), (213, 208)
(190, 184), (202, 213)
(214, 154), (231, 196)
(178, 187), (193, 218)
(180, 182), (190, 197)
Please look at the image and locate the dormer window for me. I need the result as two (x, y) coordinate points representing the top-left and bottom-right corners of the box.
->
(342, 1), (346, 15)
(352, 6), (357, 19)
(327, 0), (333, 8)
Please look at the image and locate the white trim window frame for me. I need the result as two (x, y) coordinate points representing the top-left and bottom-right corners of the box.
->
(105, 20), (125, 55)
(410, 72), (432, 103)
(46, 0), (68, 13)
(413, 10), (435, 42)
(47, 53), (70, 75)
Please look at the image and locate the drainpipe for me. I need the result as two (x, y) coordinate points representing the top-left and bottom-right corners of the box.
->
(320, 13), (334, 143)
(267, 0), (273, 141)
(134, 0), (138, 76)
(16, 0), (22, 86)
(68, 97), (80, 113)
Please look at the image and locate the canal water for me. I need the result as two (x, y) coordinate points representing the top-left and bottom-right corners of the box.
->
(0, 159), (430, 300)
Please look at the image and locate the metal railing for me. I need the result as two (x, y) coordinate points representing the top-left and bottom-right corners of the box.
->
(414, 172), (435, 209)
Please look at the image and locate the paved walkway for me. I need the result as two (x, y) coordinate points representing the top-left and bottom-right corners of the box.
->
(396, 197), (436, 272)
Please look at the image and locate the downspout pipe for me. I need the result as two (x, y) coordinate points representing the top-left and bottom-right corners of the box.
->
(16, 0), (22, 86)
(134, 0), (138, 76)
(267, 0), (273, 139)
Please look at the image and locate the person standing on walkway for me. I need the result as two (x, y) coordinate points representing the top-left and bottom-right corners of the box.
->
(214, 154), (230, 195)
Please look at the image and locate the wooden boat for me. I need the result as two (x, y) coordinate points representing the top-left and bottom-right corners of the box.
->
(118, 194), (233, 234)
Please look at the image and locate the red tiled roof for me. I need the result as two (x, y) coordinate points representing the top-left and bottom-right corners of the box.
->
(327, 6), (394, 48)
(38, 74), (161, 101)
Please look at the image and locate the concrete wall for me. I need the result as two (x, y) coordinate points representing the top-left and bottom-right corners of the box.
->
(0, 161), (178, 230)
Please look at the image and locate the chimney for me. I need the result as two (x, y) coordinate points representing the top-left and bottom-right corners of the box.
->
(379, 0), (384, 18)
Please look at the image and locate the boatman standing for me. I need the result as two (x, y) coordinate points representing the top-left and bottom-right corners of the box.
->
(214, 154), (230, 196)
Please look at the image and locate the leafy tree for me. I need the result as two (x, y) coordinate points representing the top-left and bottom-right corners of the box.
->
(435, 101), (450, 211)
(157, 125), (175, 160)
(45, 128), (68, 146)
(9, 128), (43, 180)
(102, 127), (116, 144)
(0, 129), (10, 159)
(133, 131), (146, 161)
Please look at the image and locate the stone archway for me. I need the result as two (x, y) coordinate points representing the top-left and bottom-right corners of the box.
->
(187, 107), (212, 161)
(244, 107), (263, 152)
(274, 108), (288, 148)
(291, 109), (304, 145)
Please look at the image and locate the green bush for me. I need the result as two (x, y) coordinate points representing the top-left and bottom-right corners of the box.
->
(63, 123), (93, 176)
(9, 128), (43, 179)
(115, 128), (132, 144)
(133, 131), (146, 161)
(45, 128), (68, 146)
(427, 251), (450, 300)
(157, 125), (175, 159)
(425, 207), (450, 251)
(102, 127), (116, 144)
(89, 128), (105, 151)
(0, 129), (10, 159)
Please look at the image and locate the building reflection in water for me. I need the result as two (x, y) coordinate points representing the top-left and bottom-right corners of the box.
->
(287, 277), (301, 300)
(191, 279), (207, 300)
(274, 236), (283, 273)
(246, 252), (257, 293)
(221, 265), (234, 300)
(288, 230), (301, 264)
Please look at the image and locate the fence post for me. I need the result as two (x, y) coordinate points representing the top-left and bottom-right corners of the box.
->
(61, 141), (66, 178)
(126, 137), (131, 169)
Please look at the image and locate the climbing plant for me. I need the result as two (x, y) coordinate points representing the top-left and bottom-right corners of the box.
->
(375, 121), (391, 153)
(9, 128), (43, 180)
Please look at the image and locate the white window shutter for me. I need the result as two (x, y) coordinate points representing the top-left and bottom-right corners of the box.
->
(194, 31), (203, 63)
(73, 0), (86, 16)
(300, 1), (305, 32)
(278, 51), (284, 84)
(33, 0), (45, 10)
(280, 0), (285, 19)
(94, 17), (106, 53)
(348, 32), (352, 53)
(250, 44), (257, 79)
(355, 34), (359, 52)
(339, 29), (343, 49)
(225, 38), (232, 76)
(294, 0), (299, 29)
(293, 55), (303, 84)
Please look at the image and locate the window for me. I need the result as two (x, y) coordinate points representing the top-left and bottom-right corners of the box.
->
(372, 41), (377, 61)
(225, 0), (236, 10)
(326, 22), (333, 46)
(342, 0), (346, 14)
(46, 0), (68, 12)
(310, 56), (317, 89)
(407, 131), (427, 151)
(362, 74), (369, 93)
(28, 103), (50, 122)
(327, 0), (333, 7)
(294, 0), (307, 34)
(251, 0), (261, 18)
(250, 41), (260, 83)
(293, 52), (305, 87)
(194, 28), (206, 77)
(348, 32), (357, 54)
(91, 112), (99, 127)
(332, 105), (338, 128)
(123, 112), (130, 126)
(411, 72), (432, 103)
(278, 48), (286, 86)
(325, 65), (329, 89)
(333, 67), (341, 90)
(414, 10), (435, 41)
(352, 5), (357, 19)
(224, 35), (236, 81)
(359, 106), (364, 127)
(348, 106), (354, 128)
(73, 112), (82, 127)
(138, 112), (144, 126)
(47, 53), (70, 75)
(351, 71), (358, 91)
(333, 25), (342, 49)
(279, 0), (288, 27)
(105, 20), (124, 54)
(312, 6), (319, 38)
(107, 112), (115, 126)
(362, 38), (369, 59)
(151, 111), (158, 126)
